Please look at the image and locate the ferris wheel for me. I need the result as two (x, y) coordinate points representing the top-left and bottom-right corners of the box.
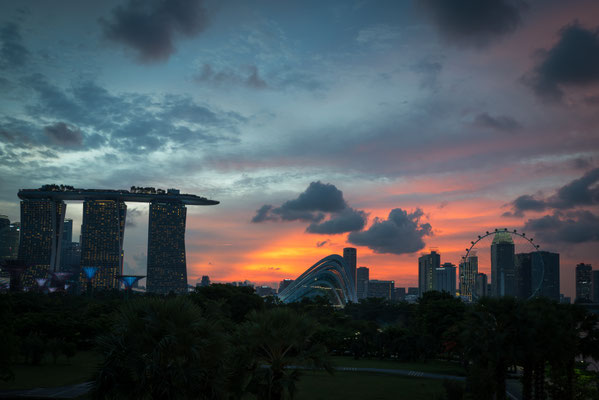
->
(461, 228), (544, 301)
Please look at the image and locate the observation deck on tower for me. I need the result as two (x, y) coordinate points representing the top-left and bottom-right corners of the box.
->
(18, 185), (219, 205)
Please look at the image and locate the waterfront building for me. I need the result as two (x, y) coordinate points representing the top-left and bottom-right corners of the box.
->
(576, 263), (593, 302)
(491, 232), (516, 297)
(356, 266), (369, 299)
(418, 250), (440, 296)
(18, 199), (66, 286)
(80, 199), (126, 290)
(146, 201), (187, 294)
(367, 280), (394, 300)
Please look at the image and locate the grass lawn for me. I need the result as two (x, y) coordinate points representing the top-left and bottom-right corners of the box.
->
(295, 371), (446, 400)
(330, 356), (466, 376)
(0, 351), (101, 391)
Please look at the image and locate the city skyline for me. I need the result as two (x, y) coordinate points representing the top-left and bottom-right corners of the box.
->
(1, 1), (599, 299)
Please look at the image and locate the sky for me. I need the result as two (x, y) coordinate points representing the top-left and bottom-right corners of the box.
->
(0, 0), (598, 299)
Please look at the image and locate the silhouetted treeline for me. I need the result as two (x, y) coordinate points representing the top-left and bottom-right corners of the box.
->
(1, 287), (598, 399)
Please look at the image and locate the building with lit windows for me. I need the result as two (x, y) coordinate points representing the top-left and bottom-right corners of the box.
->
(0, 215), (19, 261)
(146, 201), (188, 294)
(576, 263), (592, 303)
(459, 253), (478, 301)
(80, 199), (126, 290)
(367, 280), (394, 300)
(18, 199), (66, 287)
(434, 262), (456, 296)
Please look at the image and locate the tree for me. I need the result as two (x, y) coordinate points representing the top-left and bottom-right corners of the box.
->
(93, 297), (230, 399)
(242, 308), (332, 400)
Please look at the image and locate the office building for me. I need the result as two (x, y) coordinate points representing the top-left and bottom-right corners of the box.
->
(367, 280), (394, 300)
(576, 263), (592, 302)
(475, 273), (488, 298)
(394, 287), (406, 301)
(356, 266), (369, 299)
(459, 253), (478, 301)
(18, 199), (66, 286)
(343, 247), (357, 291)
(532, 251), (560, 301)
(593, 270), (599, 303)
(419, 250), (440, 296)
(0, 216), (19, 260)
(199, 275), (211, 287)
(278, 278), (293, 293)
(515, 253), (532, 299)
(491, 232), (516, 297)
(434, 262), (456, 295)
(62, 219), (73, 246)
(146, 201), (187, 294)
(256, 285), (276, 297)
(80, 199), (126, 290)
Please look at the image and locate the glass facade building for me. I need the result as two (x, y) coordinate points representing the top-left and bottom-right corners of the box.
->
(80, 199), (126, 290)
(491, 232), (516, 297)
(146, 201), (187, 294)
(459, 253), (478, 301)
(418, 250), (440, 296)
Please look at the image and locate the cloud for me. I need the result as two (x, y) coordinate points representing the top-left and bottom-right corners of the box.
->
(195, 64), (268, 89)
(125, 207), (144, 227)
(412, 60), (443, 89)
(251, 182), (366, 234)
(307, 207), (367, 235)
(101, 0), (209, 62)
(43, 122), (83, 147)
(0, 22), (28, 69)
(348, 208), (432, 255)
(474, 113), (521, 132)
(524, 22), (599, 102)
(420, 0), (526, 47)
(505, 168), (599, 215)
(524, 210), (599, 244)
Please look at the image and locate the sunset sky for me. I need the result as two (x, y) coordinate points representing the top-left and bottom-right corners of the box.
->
(1, 0), (598, 299)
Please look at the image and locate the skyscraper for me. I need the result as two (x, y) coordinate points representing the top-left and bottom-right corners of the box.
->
(146, 201), (187, 294)
(475, 273), (488, 298)
(434, 262), (456, 296)
(343, 247), (357, 291)
(418, 250), (440, 296)
(592, 270), (599, 303)
(459, 253), (478, 301)
(0, 216), (19, 261)
(62, 219), (73, 245)
(356, 266), (369, 299)
(18, 199), (66, 286)
(576, 263), (592, 303)
(491, 232), (515, 297)
(80, 199), (126, 290)
(532, 251), (560, 301)
(515, 252), (532, 299)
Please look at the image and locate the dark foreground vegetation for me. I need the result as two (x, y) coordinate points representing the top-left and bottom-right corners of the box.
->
(1, 287), (598, 399)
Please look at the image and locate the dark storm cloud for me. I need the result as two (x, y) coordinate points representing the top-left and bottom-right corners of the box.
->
(524, 23), (599, 102)
(252, 182), (366, 234)
(420, 0), (526, 47)
(474, 113), (521, 132)
(195, 64), (268, 89)
(10, 74), (242, 155)
(307, 207), (367, 235)
(43, 122), (83, 147)
(348, 208), (432, 255)
(505, 168), (599, 216)
(102, 0), (209, 62)
(524, 210), (599, 244)
(0, 22), (28, 69)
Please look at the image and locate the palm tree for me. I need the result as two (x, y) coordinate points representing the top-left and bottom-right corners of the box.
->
(93, 297), (230, 399)
(242, 308), (332, 400)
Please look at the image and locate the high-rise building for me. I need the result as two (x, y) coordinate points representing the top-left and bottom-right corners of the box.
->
(407, 287), (419, 296)
(146, 201), (187, 294)
(200, 275), (211, 287)
(418, 250), (440, 296)
(491, 232), (516, 297)
(459, 253), (478, 301)
(80, 199), (126, 290)
(278, 278), (293, 293)
(576, 263), (592, 303)
(394, 287), (406, 301)
(475, 273), (488, 299)
(343, 247), (357, 291)
(434, 262), (456, 296)
(367, 280), (394, 300)
(62, 219), (73, 245)
(515, 253), (532, 299)
(0, 216), (19, 261)
(593, 270), (599, 303)
(531, 251), (560, 301)
(356, 266), (369, 299)
(18, 199), (66, 286)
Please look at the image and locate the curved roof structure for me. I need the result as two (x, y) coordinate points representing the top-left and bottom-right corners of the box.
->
(277, 254), (357, 307)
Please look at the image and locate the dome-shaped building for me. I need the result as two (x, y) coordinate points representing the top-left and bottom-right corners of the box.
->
(277, 254), (357, 307)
